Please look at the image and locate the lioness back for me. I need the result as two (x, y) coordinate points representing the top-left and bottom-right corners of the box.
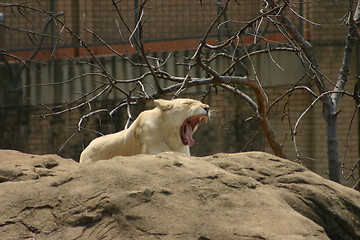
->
(79, 128), (140, 163)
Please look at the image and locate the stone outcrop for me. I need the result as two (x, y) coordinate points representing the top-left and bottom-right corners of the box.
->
(0, 150), (359, 240)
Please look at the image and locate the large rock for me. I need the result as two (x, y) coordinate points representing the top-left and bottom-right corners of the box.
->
(0, 150), (359, 240)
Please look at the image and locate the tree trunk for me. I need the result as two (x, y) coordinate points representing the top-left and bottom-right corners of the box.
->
(323, 102), (342, 183)
(267, 0), (343, 182)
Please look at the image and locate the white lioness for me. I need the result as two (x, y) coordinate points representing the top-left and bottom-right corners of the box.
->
(79, 98), (210, 164)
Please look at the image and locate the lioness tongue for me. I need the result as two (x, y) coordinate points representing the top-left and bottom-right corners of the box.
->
(184, 121), (195, 147)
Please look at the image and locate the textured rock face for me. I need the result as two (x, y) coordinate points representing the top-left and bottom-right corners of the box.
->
(0, 150), (359, 240)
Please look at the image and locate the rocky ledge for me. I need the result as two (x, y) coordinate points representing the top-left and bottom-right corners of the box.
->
(0, 150), (359, 240)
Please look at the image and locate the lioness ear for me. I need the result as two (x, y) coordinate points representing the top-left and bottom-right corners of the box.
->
(154, 99), (173, 111)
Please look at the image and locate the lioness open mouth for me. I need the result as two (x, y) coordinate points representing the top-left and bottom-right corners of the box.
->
(180, 115), (208, 146)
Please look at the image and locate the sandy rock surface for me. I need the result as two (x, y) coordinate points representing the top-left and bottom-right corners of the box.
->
(0, 150), (359, 240)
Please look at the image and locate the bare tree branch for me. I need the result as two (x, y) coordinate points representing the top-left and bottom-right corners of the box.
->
(266, 0), (347, 183)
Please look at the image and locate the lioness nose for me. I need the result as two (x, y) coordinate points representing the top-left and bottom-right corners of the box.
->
(203, 105), (210, 113)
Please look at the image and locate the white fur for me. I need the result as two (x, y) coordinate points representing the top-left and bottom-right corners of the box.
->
(79, 98), (209, 164)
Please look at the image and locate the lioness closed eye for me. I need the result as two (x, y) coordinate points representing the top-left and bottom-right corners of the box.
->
(79, 98), (210, 164)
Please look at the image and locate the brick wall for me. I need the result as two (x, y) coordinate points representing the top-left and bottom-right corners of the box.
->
(0, 100), (129, 160)
(1, 1), (262, 51)
(307, 0), (348, 43)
